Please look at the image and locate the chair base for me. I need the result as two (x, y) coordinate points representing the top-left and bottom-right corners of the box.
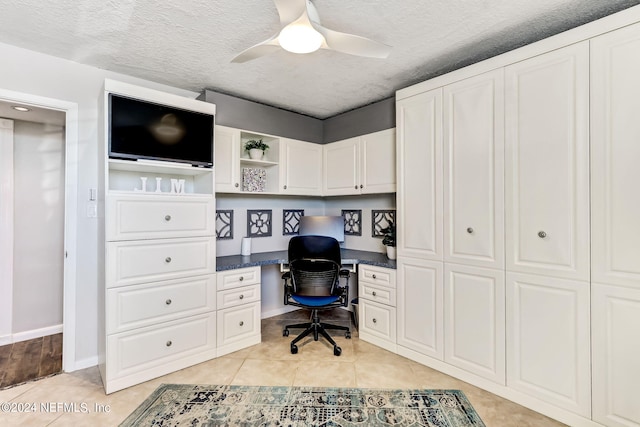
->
(283, 309), (351, 356)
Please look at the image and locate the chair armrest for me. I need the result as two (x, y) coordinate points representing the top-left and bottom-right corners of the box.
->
(339, 269), (351, 278)
(282, 271), (291, 280)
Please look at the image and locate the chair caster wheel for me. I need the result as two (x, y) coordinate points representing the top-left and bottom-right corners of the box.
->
(334, 346), (342, 356)
(283, 329), (289, 337)
(291, 344), (298, 354)
(345, 331), (351, 339)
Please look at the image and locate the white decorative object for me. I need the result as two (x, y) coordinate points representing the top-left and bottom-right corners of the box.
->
(134, 177), (148, 192)
(170, 179), (186, 194)
(249, 149), (264, 160)
(242, 168), (266, 192)
(386, 246), (396, 260)
(241, 237), (252, 256)
(155, 177), (163, 193)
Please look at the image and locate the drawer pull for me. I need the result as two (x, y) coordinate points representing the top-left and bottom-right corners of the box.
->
(239, 321), (244, 327)
(467, 227), (474, 234)
(284, 185), (287, 190)
(239, 276), (244, 281)
(372, 274), (377, 279)
(354, 185), (358, 190)
(235, 183), (239, 187)
(372, 318), (377, 324)
(538, 231), (547, 239)
(372, 291), (377, 297)
(164, 215), (171, 221)
(165, 257), (172, 263)
(165, 299), (172, 305)
(166, 340), (172, 347)
(360, 184), (363, 189)
(239, 294), (244, 300)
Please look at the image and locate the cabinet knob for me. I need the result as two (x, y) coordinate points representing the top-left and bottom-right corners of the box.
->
(372, 291), (377, 297)
(354, 185), (358, 190)
(467, 227), (474, 234)
(360, 184), (363, 189)
(538, 231), (547, 238)
(166, 340), (172, 347)
(283, 185), (287, 190)
(372, 318), (377, 324)
(235, 183), (239, 188)
(239, 294), (244, 300)
(165, 257), (172, 263)
(164, 215), (171, 221)
(239, 276), (244, 281)
(372, 274), (377, 279)
(239, 321), (244, 327)
(165, 299), (172, 305)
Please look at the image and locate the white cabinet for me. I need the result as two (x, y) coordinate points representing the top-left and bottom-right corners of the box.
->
(396, 89), (443, 261)
(358, 265), (396, 352)
(591, 22), (640, 289)
(506, 272), (591, 417)
(443, 70), (504, 269)
(592, 284), (640, 427)
(216, 267), (261, 356)
(444, 264), (505, 385)
(280, 138), (323, 195)
(505, 42), (590, 281)
(214, 125), (241, 192)
(396, 257), (443, 360)
(323, 129), (396, 196)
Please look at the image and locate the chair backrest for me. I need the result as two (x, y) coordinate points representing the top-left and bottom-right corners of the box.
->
(288, 236), (342, 297)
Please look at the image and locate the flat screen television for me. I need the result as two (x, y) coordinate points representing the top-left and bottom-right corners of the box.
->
(108, 93), (214, 167)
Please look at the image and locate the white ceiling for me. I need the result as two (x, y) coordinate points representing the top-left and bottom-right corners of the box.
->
(0, 0), (638, 119)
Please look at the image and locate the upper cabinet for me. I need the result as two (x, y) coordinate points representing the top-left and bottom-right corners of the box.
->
(280, 138), (323, 196)
(323, 128), (396, 196)
(504, 42), (590, 281)
(213, 126), (240, 193)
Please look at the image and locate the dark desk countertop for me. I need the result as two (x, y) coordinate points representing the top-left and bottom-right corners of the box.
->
(216, 249), (397, 271)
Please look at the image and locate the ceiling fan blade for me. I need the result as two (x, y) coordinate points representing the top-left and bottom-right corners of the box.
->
(231, 35), (281, 63)
(273, 0), (308, 25)
(313, 24), (391, 59)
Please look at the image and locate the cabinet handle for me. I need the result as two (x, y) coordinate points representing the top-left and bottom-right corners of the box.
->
(166, 340), (172, 347)
(164, 215), (171, 221)
(360, 184), (363, 189)
(372, 318), (377, 324)
(467, 227), (474, 234)
(239, 321), (244, 327)
(283, 185), (287, 190)
(239, 276), (244, 281)
(538, 231), (547, 238)
(372, 291), (377, 297)
(165, 299), (172, 305)
(165, 257), (172, 263)
(235, 183), (239, 188)
(354, 185), (358, 190)
(372, 274), (377, 279)
(239, 294), (244, 300)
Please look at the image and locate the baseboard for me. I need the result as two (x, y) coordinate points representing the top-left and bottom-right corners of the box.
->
(8, 324), (63, 344)
(0, 335), (11, 346)
(261, 306), (299, 319)
(71, 355), (99, 372)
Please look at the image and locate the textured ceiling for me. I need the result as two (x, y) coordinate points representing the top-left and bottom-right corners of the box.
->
(0, 0), (638, 118)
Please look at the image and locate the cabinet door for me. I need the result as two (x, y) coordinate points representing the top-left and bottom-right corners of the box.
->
(591, 23), (640, 289)
(214, 126), (240, 192)
(323, 137), (359, 195)
(505, 42), (590, 280)
(396, 89), (443, 260)
(397, 257), (443, 360)
(592, 283), (640, 427)
(360, 128), (396, 194)
(444, 264), (505, 384)
(444, 70), (504, 268)
(506, 272), (590, 417)
(280, 138), (322, 195)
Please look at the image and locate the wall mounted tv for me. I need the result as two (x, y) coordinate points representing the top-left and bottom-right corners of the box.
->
(108, 93), (214, 168)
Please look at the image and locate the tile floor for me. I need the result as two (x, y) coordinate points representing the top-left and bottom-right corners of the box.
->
(0, 310), (565, 426)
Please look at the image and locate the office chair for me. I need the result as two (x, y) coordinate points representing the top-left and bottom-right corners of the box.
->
(282, 235), (351, 356)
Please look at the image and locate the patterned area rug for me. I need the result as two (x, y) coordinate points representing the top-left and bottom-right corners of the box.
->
(120, 384), (486, 426)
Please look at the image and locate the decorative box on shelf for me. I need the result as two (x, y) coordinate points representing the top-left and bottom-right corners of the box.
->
(242, 167), (266, 192)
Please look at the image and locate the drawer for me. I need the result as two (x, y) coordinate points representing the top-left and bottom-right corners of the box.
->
(106, 237), (216, 288)
(107, 194), (214, 241)
(106, 275), (216, 334)
(359, 299), (396, 343)
(217, 302), (261, 348)
(359, 265), (396, 288)
(359, 282), (396, 306)
(106, 312), (216, 381)
(217, 267), (260, 291)
(217, 284), (260, 310)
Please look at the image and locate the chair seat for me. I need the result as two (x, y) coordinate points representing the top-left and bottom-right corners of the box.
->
(290, 295), (340, 307)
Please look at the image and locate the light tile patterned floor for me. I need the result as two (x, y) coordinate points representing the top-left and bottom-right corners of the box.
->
(0, 310), (565, 426)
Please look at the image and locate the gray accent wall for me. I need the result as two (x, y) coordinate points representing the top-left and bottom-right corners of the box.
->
(200, 89), (396, 144)
(323, 97), (396, 143)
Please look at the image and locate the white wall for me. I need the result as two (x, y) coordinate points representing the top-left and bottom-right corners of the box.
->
(12, 120), (64, 334)
(0, 41), (198, 367)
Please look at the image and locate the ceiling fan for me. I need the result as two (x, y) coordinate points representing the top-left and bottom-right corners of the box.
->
(231, 0), (391, 63)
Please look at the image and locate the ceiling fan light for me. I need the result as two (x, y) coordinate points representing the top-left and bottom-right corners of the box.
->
(279, 24), (323, 54)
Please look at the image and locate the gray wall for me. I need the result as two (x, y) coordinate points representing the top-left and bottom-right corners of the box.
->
(199, 89), (395, 144)
(323, 97), (396, 143)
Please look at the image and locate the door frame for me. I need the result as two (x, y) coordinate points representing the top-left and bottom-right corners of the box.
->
(0, 87), (79, 372)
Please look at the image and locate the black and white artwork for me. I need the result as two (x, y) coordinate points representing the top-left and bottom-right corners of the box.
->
(247, 209), (272, 237)
(372, 210), (395, 237)
(283, 209), (304, 235)
(215, 210), (234, 240)
(342, 209), (362, 236)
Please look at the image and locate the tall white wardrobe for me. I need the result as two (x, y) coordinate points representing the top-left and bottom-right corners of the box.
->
(396, 6), (640, 427)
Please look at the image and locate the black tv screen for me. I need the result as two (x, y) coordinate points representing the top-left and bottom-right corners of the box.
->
(109, 93), (214, 167)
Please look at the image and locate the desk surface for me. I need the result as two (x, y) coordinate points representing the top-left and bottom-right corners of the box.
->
(216, 249), (396, 271)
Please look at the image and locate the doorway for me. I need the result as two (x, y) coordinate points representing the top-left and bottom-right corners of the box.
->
(0, 88), (78, 377)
